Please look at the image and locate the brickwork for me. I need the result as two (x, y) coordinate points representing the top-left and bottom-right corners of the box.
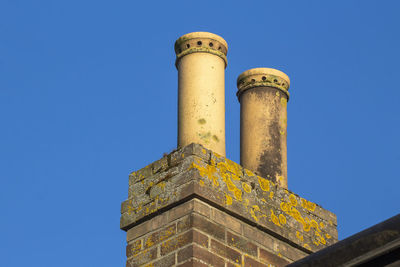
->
(126, 199), (308, 266)
(121, 143), (338, 266)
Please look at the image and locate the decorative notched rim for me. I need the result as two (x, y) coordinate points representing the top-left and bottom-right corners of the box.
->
(237, 68), (291, 100)
(174, 32), (228, 68)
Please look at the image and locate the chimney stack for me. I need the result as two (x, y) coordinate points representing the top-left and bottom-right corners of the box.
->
(237, 68), (290, 188)
(122, 37), (338, 267)
(175, 32), (228, 156)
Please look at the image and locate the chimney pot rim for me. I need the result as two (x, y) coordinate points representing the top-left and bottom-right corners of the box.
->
(236, 68), (290, 100)
(237, 68), (290, 86)
(174, 32), (228, 52)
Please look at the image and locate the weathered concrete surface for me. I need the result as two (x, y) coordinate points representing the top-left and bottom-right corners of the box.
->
(121, 143), (338, 254)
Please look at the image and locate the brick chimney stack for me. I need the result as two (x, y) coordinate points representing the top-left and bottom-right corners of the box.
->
(121, 33), (337, 267)
(175, 32), (228, 156)
(237, 68), (290, 188)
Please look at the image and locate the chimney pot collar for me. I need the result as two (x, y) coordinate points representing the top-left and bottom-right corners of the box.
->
(236, 68), (290, 100)
(174, 32), (228, 68)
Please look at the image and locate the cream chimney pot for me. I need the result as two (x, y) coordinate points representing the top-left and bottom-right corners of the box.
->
(175, 32), (228, 156)
(237, 68), (290, 188)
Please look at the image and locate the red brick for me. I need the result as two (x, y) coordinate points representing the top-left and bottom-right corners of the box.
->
(244, 256), (265, 267)
(211, 239), (241, 264)
(227, 231), (258, 257)
(259, 248), (290, 267)
(126, 247), (157, 267)
(178, 244), (225, 266)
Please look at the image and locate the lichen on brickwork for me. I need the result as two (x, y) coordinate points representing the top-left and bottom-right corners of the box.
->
(121, 143), (337, 253)
(188, 148), (334, 250)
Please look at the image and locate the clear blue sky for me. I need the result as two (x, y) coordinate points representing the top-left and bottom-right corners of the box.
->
(1, 1), (399, 266)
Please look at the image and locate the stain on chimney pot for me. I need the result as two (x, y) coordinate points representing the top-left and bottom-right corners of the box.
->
(237, 68), (290, 188)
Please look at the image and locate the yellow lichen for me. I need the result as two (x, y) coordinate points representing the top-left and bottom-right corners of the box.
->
(214, 152), (223, 159)
(199, 180), (205, 187)
(145, 238), (154, 248)
(250, 208), (258, 222)
(269, 191), (274, 200)
(296, 231), (304, 242)
(245, 169), (255, 177)
(158, 181), (166, 190)
(127, 205), (134, 215)
(189, 159), (220, 188)
(303, 222), (311, 232)
(280, 202), (289, 212)
(270, 209), (281, 227)
(310, 220), (321, 232)
(289, 194), (297, 206)
(225, 193), (232, 205)
(301, 198), (316, 212)
(242, 182), (251, 193)
(325, 233), (331, 239)
(279, 214), (287, 225)
(233, 188), (242, 201)
(226, 178), (236, 191)
(304, 244), (311, 250)
(213, 178), (219, 187)
(258, 176), (270, 191)
(226, 159), (243, 177)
